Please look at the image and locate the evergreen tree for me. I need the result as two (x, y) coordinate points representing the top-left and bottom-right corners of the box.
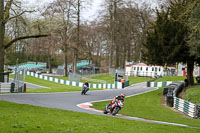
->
(144, 0), (200, 86)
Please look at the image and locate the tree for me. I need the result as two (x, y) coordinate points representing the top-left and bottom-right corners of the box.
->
(144, 0), (200, 86)
(0, 0), (48, 81)
(186, 1), (200, 63)
(100, 0), (152, 69)
(43, 0), (76, 76)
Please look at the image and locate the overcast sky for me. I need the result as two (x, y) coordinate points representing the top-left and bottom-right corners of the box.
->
(21, 0), (158, 21)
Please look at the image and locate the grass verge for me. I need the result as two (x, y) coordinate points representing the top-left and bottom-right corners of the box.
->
(128, 76), (152, 85)
(154, 76), (186, 82)
(93, 88), (200, 128)
(57, 74), (152, 85)
(184, 85), (200, 104)
(10, 75), (100, 93)
(0, 100), (199, 133)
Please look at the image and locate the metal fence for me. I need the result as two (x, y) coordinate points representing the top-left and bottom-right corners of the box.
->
(109, 68), (125, 76)
(13, 67), (26, 92)
(68, 73), (81, 82)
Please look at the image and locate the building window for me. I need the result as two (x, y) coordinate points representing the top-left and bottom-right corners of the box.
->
(152, 67), (154, 71)
(146, 67), (148, 71)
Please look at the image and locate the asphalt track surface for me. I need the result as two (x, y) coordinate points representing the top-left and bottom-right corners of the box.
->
(0, 83), (198, 128)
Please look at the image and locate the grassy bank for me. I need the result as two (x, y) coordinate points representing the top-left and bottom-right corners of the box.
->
(154, 76), (186, 82)
(10, 75), (100, 93)
(0, 100), (199, 133)
(153, 76), (200, 104)
(184, 86), (200, 104)
(57, 74), (151, 85)
(93, 88), (200, 128)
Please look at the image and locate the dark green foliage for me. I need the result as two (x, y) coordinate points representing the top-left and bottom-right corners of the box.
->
(143, 8), (189, 65)
(143, 0), (200, 85)
(187, 1), (200, 63)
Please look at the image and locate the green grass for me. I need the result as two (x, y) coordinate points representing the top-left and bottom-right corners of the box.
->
(54, 76), (69, 80)
(89, 74), (114, 83)
(154, 76), (186, 82)
(52, 74), (152, 85)
(93, 88), (200, 128)
(184, 85), (200, 104)
(10, 75), (100, 93)
(0, 100), (199, 133)
(128, 76), (152, 85)
(88, 75), (152, 85)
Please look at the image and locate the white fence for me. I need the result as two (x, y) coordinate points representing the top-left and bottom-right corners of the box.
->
(0, 83), (11, 93)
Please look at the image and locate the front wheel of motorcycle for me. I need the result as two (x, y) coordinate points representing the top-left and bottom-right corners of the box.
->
(81, 90), (84, 95)
(112, 107), (120, 115)
(103, 108), (108, 114)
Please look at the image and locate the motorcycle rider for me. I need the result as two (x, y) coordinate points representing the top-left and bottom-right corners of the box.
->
(81, 81), (89, 95)
(84, 81), (89, 88)
(108, 93), (126, 113)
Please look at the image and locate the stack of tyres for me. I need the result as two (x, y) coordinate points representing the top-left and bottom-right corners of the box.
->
(166, 88), (174, 107)
(163, 86), (170, 96)
(196, 76), (200, 84)
(198, 105), (200, 119)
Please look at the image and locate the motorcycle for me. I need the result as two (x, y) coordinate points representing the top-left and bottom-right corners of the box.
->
(103, 99), (124, 115)
(81, 84), (89, 95)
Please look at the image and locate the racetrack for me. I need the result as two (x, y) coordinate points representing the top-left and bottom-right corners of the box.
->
(0, 83), (151, 114)
(0, 83), (197, 128)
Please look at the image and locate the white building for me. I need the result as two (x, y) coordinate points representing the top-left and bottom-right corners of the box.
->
(125, 63), (176, 77)
(177, 63), (200, 76)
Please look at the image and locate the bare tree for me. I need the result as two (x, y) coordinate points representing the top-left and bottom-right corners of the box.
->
(43, 0), (76, 76)
(0, 0), (48, 79)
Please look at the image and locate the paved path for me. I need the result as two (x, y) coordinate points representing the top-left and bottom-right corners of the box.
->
(0, 83), (198, 128)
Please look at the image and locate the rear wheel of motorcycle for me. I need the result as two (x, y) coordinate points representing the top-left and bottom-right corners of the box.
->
(112, 107), (120, 115)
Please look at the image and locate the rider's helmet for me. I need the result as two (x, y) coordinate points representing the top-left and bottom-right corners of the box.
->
(121, 93), (126, 99)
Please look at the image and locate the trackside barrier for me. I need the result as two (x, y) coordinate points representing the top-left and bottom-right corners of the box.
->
(26, 71), (126, 89)
(147, 81), (173, 88)
(173, 97), (197, 118)
(0, 83), (11, 93)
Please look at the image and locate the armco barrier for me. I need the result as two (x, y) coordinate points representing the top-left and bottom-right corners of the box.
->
(26, 71), (125, 89)
(173, 97), (197, 118)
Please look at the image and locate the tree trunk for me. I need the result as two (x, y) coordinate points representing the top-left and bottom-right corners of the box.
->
(73, 0), (80, 74)
(48, 54), (52, 73)
(64, 44), (68, 76)
(115, 44), (119, 68)
(127, 42), (131, 62)
(0, 0), (5, 76)
(187, 60), (194, 86)
(73, 51), (77, 74)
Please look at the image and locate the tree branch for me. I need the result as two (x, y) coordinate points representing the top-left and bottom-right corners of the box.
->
(4, 0), (13, 21)
(3, 10), (34, 24)
(4, 34), (49, 49)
